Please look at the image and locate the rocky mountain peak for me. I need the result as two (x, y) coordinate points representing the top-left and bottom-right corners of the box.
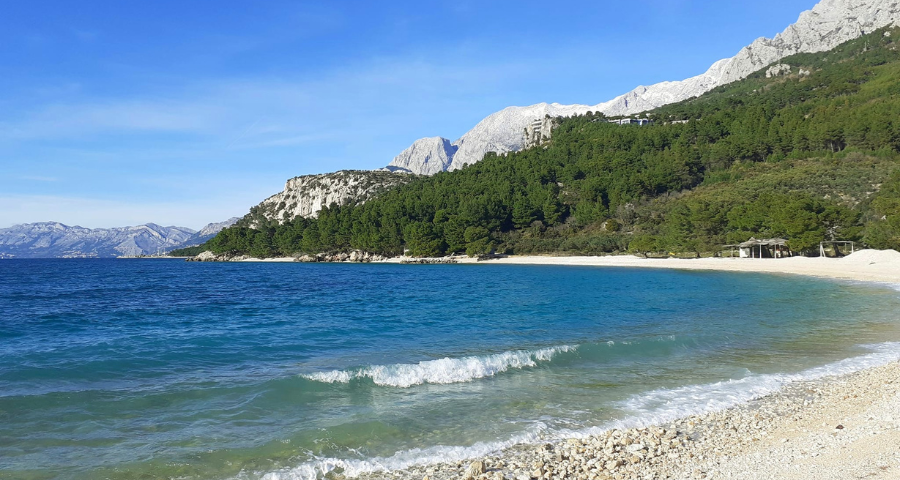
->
(388, 137), (457, 175)
(386, 0), (900, 176)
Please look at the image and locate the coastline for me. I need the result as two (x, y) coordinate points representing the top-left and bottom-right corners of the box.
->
(358, 358), (900, 480)
(347, 250), (900, 480)
(175, 250), (898, 477)
(188, 249), (900, 285)
(470, 250), (900, 285)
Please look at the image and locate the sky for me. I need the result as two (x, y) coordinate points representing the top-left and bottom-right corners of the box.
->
(0, 0), (820, 230)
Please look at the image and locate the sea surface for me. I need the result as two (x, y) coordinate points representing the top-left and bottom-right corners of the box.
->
(2, 259), (900, 480)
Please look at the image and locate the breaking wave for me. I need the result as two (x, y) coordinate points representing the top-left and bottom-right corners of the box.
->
(302, 345), (577, 388)
(263, 342), (900, 480)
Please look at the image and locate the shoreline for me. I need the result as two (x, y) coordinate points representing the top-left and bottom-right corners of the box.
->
(356, 357), (900, 480)
(179, 250), (900, 478)
(470, 250), (900, 285)
(187, 249), (900, 285)
(346, 250), (900, 480)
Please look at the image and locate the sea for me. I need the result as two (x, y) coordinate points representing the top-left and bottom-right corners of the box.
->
(2, 259), (900, 480)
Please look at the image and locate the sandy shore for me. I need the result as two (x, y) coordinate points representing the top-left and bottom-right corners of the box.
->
(472, 249), (900, 285)
(208, 249), (900, 287)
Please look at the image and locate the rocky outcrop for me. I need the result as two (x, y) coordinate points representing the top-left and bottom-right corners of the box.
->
(765, 64), (793, 78)
(297, 251), (389, 263)
(523, 115), (556, 150)
(387, 137), (457, 175)
(244, 170), (415, 226)
(449, 104), (591, 170)
(189, 250), (390, 263)
(387, 0), (900, 175)
(0, 222), (198, 258)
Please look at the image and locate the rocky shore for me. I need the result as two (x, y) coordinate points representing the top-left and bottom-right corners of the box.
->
(357, 361), (900, 480)
(187, 250), (392, 263)
(186, 250), (468, 264)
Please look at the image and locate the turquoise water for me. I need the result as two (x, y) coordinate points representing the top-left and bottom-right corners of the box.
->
(1, 259), (899, 480)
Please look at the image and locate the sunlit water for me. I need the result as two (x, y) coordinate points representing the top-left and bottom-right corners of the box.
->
(1, 259), (899, 480)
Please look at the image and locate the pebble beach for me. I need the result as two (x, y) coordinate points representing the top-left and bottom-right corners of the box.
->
(353, 250), (900, 480)
(359, 359), (900, 480)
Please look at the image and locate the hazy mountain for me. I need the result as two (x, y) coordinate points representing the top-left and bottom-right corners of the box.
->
(0, 218), (239, 258)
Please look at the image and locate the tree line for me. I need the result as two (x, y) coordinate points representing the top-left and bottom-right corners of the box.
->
(175, 27), (900, 258)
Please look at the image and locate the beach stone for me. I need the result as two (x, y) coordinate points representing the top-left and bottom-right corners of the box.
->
(625, 444), (645, 453)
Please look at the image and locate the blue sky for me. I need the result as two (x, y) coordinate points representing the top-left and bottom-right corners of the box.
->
(0, 0), (819, 230)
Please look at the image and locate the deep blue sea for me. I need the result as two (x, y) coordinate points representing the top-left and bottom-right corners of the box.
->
(2, 259), (900, 480)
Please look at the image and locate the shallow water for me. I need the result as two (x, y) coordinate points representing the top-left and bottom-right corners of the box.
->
(1, 259), (899, 480)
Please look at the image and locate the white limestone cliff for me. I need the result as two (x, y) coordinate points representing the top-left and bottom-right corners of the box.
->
(245, 170), (415, 226)
(388, 137), (457, 175)
(448, 103), (597, 171)
(388, 0), (900, 175)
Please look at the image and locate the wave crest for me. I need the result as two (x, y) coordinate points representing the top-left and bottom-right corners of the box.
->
(302, 346), (576, 388)
(271, 342), (900, 480)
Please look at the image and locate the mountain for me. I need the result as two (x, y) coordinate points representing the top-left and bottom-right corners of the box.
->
(0, 223), (194, 258)
(177, 218), (241, 248)
(240, 170), (416, 227)
(387, 0), (900, 175)
(387, 137), (457, 175)
(208, 23), (900, 258)
(0, 219), (239, 258)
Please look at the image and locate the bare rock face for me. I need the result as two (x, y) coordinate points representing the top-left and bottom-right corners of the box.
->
(387, 137), (457, 175)
(717, 0), (900, 84)
(387, 0), (900, 175)
(245, 170), (415, 226)
(766, 64), (793, 78)
(449, 103), (590, 171)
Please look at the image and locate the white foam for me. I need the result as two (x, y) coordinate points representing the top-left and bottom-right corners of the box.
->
(607, 341), (900, 431)
(252, 423), (550, 480)
(269, 342), (900, 480)
(302, 346), (577, 388)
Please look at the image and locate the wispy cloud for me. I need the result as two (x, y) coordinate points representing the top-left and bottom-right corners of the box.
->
(0, 52), (537, 147)
(0, 99), (230, 140)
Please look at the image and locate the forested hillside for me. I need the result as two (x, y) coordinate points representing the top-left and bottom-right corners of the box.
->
(185, 27), (900, 258)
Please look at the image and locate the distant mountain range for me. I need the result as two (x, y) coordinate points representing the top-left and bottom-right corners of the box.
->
(385, 0), (900, 175)
(0, 218), (239, 258)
